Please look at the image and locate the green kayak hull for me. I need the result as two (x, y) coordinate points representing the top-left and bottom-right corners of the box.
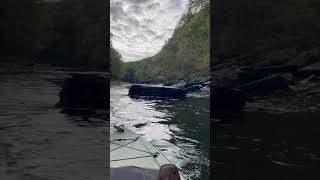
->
(110, 127), (185, 179)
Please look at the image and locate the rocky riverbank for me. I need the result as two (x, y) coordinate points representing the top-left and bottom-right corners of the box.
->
(212, 61), (320, 120)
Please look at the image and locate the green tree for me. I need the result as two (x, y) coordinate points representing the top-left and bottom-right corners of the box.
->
(110, 44), (125, 79)
(40, 0), (107, 68)
(123, 0), (210, 83)
(0, 0), (50, 59)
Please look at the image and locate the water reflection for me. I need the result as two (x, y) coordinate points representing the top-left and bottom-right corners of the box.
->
(60, 108), (108, 127)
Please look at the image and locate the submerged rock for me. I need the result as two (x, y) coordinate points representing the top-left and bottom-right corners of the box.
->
(56, 73), (109, 108)
(133, 121), (149, 128)
(129, 84), (187, 99)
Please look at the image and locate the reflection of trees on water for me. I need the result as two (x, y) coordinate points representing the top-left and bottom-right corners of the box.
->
(60, 108), (109, 127)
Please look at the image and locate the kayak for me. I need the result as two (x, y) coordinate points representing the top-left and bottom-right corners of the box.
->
(110, 125), (185, 180)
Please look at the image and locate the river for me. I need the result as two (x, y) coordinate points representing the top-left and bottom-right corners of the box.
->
(4, 71), (317, 179)
(110, 83), (210, 180)
(0, 71), (210, 179)
(0, 71), (107, 180)
(214, 111), (320, 180)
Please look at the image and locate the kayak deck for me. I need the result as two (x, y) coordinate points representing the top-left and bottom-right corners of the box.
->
(111, 127), (169, 169)
(110, 127), (184, 179)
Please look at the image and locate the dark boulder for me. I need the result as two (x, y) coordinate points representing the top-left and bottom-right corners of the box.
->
(299, 75), (320, 84)
(212, 65), (297, 88)
(238, 74), (289, 96)
(129, 84), (187, 99)
(183, 82), (204, 88)
(237, 70), (269, 85)
(56, 73), (109, 108)
(280, 73), (295, 84)
(211, 86), (246, 118)
(212, 66), (244, 88)
(183, 84), (202, 93)
(238, 65), (297, 85)
(252, 65), (298, 74)
(297, 61), (320, 76)
(212, 63), (234, 71)
(170, 82), (186, 89)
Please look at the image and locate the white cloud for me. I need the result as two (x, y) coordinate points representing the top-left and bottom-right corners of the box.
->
(110, 0), (188, 62)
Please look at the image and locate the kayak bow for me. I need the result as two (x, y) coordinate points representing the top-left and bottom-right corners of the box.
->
(110, 125), (185, 180)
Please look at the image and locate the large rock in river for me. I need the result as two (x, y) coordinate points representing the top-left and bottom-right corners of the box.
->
(129, 84), (187, 99)
(56, 73), (109, 108)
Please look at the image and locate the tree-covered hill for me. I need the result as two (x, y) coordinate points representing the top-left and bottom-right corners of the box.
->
(40, 0), (107, 68)
(212, 0), (320, 67)
(110, 43), (125, 79)
(0, 0), (50, 60)
(122, 0), (210, 84)
(1, 0), (108, 69)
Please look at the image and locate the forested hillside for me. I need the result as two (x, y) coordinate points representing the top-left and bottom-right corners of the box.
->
(110, 43), (125, 79)
(122, 0), (210, 84)
(0, 0), (50, 61)
(1, 0), (107, 69)
(41, 0), (107, 68)
(213, 0), (320, 67)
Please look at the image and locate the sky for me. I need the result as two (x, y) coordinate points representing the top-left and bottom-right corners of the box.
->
(110, 0), (188, 62)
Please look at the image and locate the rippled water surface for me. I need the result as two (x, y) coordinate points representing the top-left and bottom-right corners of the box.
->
(0, 72), (107, 180)
(214, 111), (320, 180)
(110, 83), (210, 180)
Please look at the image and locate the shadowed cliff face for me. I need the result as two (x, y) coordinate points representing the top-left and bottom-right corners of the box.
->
(212, 0), (320, 66)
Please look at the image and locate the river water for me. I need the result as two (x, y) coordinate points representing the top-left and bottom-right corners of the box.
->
(0, 71), (210, 179)
(214, 111), (320, 180)
(0, 71), (107, 180)
(110, 83), (210, 180)
(4, 71), (318, 179)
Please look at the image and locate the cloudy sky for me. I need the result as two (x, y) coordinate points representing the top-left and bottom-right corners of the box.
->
(110, 0), (188, 62)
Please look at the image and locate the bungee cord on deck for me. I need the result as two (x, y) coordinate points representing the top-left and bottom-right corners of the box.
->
(111, 136), (160, 162)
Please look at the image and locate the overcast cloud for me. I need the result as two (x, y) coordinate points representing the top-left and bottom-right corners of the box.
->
(110, 0), (188, 62)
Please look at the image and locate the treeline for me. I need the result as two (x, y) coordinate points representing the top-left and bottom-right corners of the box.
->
(0, 0), (50, 61)
(213, 0), (320, 67)
(122, 0), (210, 84)
(0, 0), (107, 69)
(110, 43), (125, 79)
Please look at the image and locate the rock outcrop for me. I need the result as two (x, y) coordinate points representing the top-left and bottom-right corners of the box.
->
(56, 73), (109, 108)
(128, 84), (187, 99)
